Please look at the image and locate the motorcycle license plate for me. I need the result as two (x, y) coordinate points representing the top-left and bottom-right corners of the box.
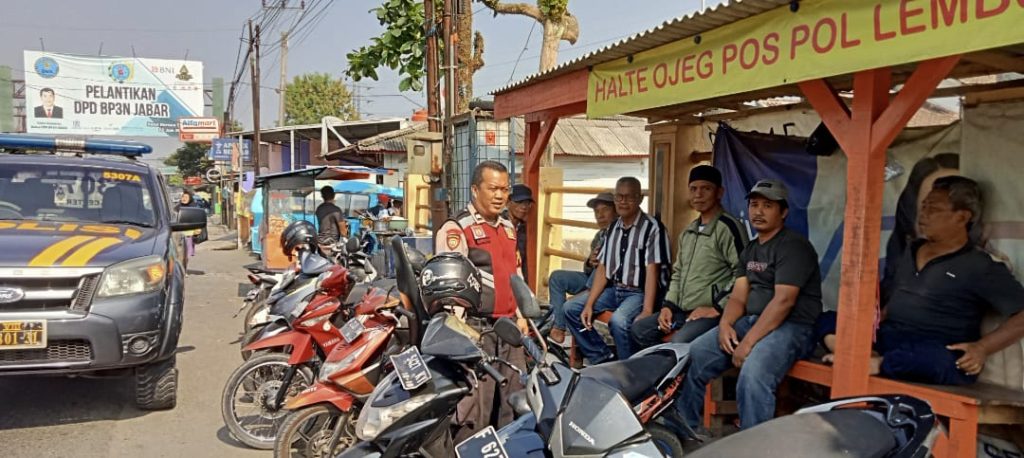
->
(389, 346), (431, 391)
(340, 317), (365, 344)
(455, 426), (510, 458)
(0, 320), (46, 350)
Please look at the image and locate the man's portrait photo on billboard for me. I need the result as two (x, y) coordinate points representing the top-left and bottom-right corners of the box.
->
(34, 87), (63, 119)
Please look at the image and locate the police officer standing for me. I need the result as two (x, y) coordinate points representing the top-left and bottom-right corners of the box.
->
(435, 160), (530, 442)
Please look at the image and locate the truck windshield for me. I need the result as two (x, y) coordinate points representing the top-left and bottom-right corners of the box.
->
(0, 163), (156, 227)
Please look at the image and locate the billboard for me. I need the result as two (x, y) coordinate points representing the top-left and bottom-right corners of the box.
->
(24, 51), (204, 137)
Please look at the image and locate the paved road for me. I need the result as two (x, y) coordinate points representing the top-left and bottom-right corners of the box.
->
(0, 240), (266, 457)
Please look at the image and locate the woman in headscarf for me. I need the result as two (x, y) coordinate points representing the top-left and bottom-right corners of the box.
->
(177, 190), (199, 260)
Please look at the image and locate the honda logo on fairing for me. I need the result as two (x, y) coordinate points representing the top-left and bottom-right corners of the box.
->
(0, 287), (24, 303)
(568, 421), (595, 446)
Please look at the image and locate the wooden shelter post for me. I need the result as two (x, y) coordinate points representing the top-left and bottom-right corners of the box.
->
(798, 55), (961, 397)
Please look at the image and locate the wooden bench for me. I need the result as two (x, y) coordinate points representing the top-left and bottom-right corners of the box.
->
(704, 360), (1024, 458)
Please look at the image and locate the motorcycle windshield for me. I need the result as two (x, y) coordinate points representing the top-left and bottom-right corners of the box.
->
(269, 278), (316, 317)
(419, 314), (484, 362)
(299, 251), (333, 275)
(556, 377), (646, 456)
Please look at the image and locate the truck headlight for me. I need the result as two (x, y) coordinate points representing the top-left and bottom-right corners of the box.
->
(97, 256), (166, 298)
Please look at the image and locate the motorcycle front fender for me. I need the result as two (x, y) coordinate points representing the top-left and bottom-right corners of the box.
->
(284, 382), (356, 412)
(244, 330), (316, 365)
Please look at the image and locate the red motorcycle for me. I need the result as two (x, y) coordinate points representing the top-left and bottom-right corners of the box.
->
(221, 260), (392, 449)
(272, 294), (412, 457)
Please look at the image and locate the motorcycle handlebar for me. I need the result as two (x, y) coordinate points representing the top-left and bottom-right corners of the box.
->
(394, 306), (416, 320)
(478, 361), (507, 387)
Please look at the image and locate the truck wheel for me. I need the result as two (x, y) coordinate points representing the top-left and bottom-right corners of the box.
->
(135, 355), (178, 410)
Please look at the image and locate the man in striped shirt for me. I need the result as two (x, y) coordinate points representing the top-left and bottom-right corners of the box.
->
(564, 177), (671, 363)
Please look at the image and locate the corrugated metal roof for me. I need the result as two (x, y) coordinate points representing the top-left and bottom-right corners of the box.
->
(512, 115), (649, 157)
(343, 122), (428, 154)
(492, 0), (790, 95)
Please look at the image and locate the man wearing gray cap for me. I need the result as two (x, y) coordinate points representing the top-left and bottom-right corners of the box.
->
(546, 191), (617, 343)
(677, 179), (823, 431)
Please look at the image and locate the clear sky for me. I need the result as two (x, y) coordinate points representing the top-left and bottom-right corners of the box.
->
(1, 0), (719, 159)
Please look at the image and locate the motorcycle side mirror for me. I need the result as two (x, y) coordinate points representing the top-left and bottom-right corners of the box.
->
(494, 317), (524, 347)
(510, 276), (542, 319)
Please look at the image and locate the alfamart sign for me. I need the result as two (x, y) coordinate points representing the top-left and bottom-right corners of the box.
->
(24, 51), (204, 137)
(588, 0), (1024, 117)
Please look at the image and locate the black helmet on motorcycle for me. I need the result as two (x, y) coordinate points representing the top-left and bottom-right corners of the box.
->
(407, 248), (427, 275)
(419, 252), (482, 316)
(280, 220), (317, 256)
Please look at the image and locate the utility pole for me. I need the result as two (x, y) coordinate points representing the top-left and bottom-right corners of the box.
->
(278, 31), (288, 127)
(424, 0), (441, 133)
(249, 20), (262, 178)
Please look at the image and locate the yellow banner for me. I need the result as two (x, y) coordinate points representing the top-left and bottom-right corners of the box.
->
(588, 0), (1024, 118)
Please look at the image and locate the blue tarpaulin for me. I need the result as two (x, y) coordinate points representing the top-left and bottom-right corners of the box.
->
(713, 123), (818, 238)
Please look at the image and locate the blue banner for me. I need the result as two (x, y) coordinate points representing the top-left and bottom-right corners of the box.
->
(210, 138), (252, 162)
(713, 123), (818, 238)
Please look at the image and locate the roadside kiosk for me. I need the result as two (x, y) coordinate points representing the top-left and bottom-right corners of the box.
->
(253, 166), (372, 270)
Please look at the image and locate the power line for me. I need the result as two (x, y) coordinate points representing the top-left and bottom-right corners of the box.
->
(0, 23), (240, 33)
(507, 21), (536, 84)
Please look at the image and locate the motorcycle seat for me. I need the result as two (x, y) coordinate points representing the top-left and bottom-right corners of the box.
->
(688, 409), (898, 458)
(580, 351), (676, 404)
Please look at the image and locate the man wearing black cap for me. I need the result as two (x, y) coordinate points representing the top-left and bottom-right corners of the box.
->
(631, 165), (747, 350)
(677, 179), (823, 431)
(546, 192), (618, 343)
(507, 183), (535, 280)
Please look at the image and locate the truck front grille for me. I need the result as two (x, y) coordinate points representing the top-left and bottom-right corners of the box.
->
(0, 339), (92, 365)
(0, 268), (103, 313)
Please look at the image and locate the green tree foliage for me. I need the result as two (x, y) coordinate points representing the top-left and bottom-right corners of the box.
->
(284, 73), (359, 125)
(346, 0), (428, 92)
(164, 143), (213, 178)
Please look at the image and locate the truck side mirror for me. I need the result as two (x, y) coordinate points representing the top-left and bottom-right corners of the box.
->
(172, 207), (207, 232)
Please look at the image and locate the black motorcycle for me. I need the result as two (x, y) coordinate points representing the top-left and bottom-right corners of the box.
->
(502, 275), (941, 458)
(338, 312), (541, 457)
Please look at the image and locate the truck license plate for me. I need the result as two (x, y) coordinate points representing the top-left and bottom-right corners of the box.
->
(0, 320), (47, 349)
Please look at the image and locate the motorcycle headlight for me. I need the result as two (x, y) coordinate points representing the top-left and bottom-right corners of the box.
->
(355, 371), (437, 441)
(319, 345), (368, 382)
(97, 255), (166, 298)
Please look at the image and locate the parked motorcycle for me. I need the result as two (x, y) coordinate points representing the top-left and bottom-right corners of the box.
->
(686, 395), (940, 458)
(222, 257), (361, 449)
(501, 276), (940, 458)
(272, 291), (414, 457)
(239, 251), (331, 358)
(339, 312), (525, 457)
(492, 277), (686, 457)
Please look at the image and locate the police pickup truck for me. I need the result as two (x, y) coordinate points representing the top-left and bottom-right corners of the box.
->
(0, 134), (206, 410)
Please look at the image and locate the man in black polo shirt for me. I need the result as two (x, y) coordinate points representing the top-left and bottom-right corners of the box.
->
(820, 176), (1024, 385)
(677, 179), (823, 430)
